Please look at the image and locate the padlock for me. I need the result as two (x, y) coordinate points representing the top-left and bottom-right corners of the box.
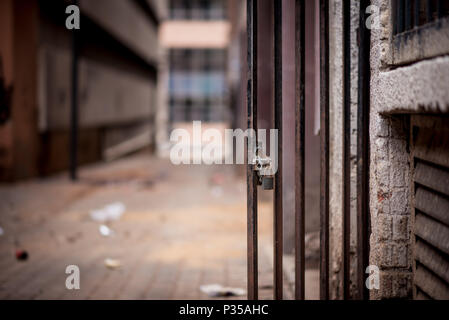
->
(261, 176), (274, 190)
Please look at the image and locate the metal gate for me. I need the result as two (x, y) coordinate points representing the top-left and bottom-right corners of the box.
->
(245, 0), (371, 300)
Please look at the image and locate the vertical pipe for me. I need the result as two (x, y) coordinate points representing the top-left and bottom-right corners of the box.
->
(414, 0), (421, 27)
(342, 0), (351, 300)
(319, 0), (330, 301)
(405, 0), (412, 30)
(357, 0), (371, 301)
(70, 0), (79, 181)
(273, 0), (283, 300)
(247, 0), (258, 301)
(295, 0), (306, 301)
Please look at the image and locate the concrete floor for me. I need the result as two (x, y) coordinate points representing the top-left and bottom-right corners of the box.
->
(0, 152), (318, 300)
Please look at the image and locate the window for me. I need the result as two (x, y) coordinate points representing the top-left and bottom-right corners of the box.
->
(169, 49), (228, 122)
(169, 0), (227, 21)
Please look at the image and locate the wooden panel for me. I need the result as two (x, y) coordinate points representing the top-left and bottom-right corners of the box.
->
(79, 0), (158, 64)
(40, 129), (101, 175)
(41, 46), (155, 130)
(11, 0), (40, 180)
(415, 263), (449, 300)
(414, 126), (449, 169)
(415, 239), (449, 284)
(415, 213), (449, 256)
(414, 161), (449, 197)
(411, 115), (449, 130)
(0, 0), (14, 181)
(415, 187), (449, 226)
(412, 116), (449, 300)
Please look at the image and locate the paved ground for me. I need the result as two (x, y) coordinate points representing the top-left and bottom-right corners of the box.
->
(0, 152), (318, 300)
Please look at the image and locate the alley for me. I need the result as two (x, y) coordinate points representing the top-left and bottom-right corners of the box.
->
(0, 152), (318, 300)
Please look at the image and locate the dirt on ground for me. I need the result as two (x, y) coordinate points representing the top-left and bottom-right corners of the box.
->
(0, 152), (318, 300)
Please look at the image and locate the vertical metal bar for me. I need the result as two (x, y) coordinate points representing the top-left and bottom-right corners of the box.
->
(342, 0), (351, 300)
(273, 0), (283, 300)
(70, 0), (79, 181)
(247, 0), (258, 301)
(426, 0), (433, 23)
(357, 0), (371, 301)
(414, 0), (421, 27)
(397, 0), (404, 33)
(295, 0), (306, 301)
(319, 0), (330, 301)
(405, 0), (412, 30)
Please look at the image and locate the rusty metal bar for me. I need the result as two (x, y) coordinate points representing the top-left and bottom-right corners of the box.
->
(342, 0), (351, 300)
(357, 0), (371, 301)
(319, 0), (330, 301)
(247, 0), (258, 301)
(273, 0), (283, 300)
(294, 0), (306, 301)
(70, 0), (79, 181)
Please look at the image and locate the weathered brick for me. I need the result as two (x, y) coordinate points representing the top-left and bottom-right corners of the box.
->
(377, 160), (390, 188)
(390, 189), (408, 215)
(378, 214), (392, 241)
(393, 244), (409, 268)
(375, 138), (389, 156)
(390, 164), (407, 188)
(379, 272), (393, 299)
(377, 189), (391, 214)
(377, 117), (390, 137)
(391, 273), (413, 299)
(389, 138), (408, 163)
(392, 215), (409, 241)
(379, 243), (393, 268)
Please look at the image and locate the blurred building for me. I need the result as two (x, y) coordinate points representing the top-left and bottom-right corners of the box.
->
(0, 0), (166, 181)
(156, 0), (231, 157)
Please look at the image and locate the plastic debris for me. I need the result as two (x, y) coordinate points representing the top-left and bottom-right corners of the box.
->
(0, 226), (4, 236)
(99, 225), (114, 237)
(210, 186), (223, 198)
(104, 258), (121, 269)
(15, 250), (29, 261)
(90, 202), (125, 222)
(200, 284), (245, 297)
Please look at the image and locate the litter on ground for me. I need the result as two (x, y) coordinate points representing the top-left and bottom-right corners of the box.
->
(15, 250), (29, 261)
(104, 258), (121, 269)
(99, 225), (114, 237)
(90, 202), (126, 222)
(200, 284), (245, 297)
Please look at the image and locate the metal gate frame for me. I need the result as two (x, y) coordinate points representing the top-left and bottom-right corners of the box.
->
(246, 0), (371, 300)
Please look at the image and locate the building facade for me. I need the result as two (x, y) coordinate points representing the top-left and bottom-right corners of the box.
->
(328, 0), (449, 299)
(0, 0), (166, 181)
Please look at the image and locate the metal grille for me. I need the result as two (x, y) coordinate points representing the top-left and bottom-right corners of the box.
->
(394, 0), (449, 35)
(246, 0), (371, 300)
(169, 49), (227, 123)
(411, 116), (449, 300)
(169, 0), (227, 20)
